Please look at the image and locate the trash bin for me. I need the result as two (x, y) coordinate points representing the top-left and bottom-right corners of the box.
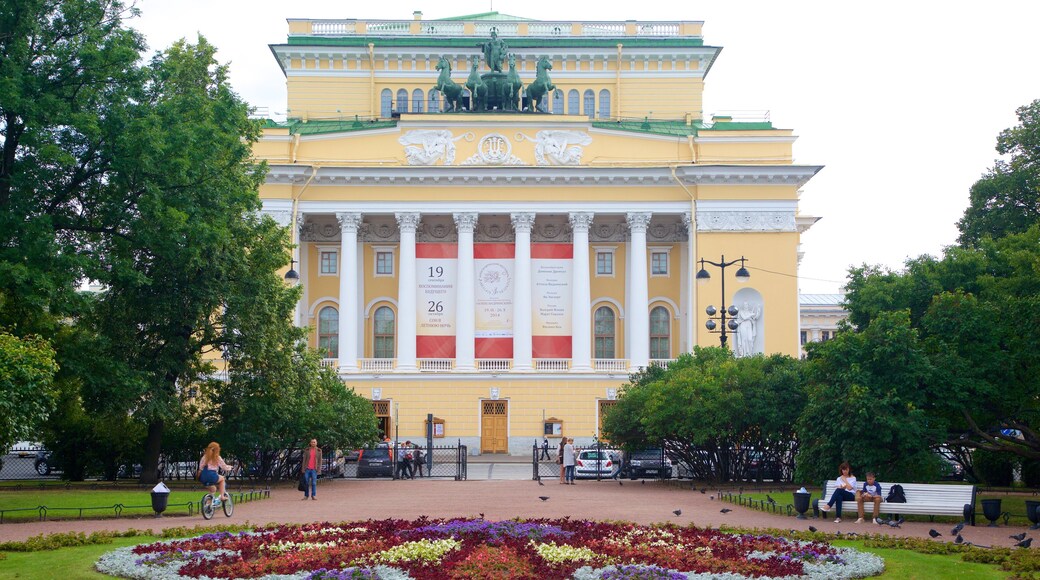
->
(793, 490), (811, 520)
(151, 482), (170, 518)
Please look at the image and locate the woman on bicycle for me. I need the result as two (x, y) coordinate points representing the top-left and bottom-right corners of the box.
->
(196, 442), (232, 501)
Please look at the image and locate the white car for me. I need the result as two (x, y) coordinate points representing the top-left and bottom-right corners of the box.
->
(574, 449), (616, 479)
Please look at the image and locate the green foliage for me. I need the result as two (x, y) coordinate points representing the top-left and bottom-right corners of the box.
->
(972, 449), (1014, 487)
(0, 332), (58, 450)
(796, 311), (942, 483)
(958, 99), (1040, 247)
(602, 348), (806, 482)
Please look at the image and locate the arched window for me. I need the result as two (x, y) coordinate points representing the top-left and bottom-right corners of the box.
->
(552, 89), (564, 114)
(428, 89), (441, 113)
(583, 89), (595, 118)
(396, 89), (409, 113)
(598, 89), (611, 119)
(594, 306), (616, 359)
(568, 89), (580, 115)
(380, 89), (392, 118)
(650, 306), (670, 359)
(412, 89), (424, 113)
(318, 306), (339, 358)
(374, 306), (395, 359)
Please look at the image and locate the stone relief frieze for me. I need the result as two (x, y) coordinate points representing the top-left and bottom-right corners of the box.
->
(460, 133), (525, 166)
(475, 220), (515, 243)
(299, 220), (342, 242)
(647, 221), (688, 242)
(399, 130), (469, 166)
(361, 221), (399, 243)
(416, 219), (458, 243)
(589, 222), (626, 242)
(531, 220), (571, 242)
(516, 130), (592, 165)
(696, 211), (797, 232)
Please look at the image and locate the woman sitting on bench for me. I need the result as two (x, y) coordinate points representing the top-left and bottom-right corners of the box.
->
(819, 462), (857, 523)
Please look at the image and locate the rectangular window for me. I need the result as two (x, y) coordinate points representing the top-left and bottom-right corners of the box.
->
(651, 252), (668, 276)
(376, 250), (394, 276)
(800, 330), (808, 345)
(596, 251), (613, 276)
(319, 250), (338, 275)
(821, 330), (831, 341)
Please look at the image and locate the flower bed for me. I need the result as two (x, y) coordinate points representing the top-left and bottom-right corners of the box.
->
(96, 518), (884, 580)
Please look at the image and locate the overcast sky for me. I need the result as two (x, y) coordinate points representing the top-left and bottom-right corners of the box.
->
(132, 1), (1040, 293)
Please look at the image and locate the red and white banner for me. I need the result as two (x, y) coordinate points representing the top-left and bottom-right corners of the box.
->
(416, 243), (456, 358)
(531, 244), (572, 358)
(474, 244), (514, 358)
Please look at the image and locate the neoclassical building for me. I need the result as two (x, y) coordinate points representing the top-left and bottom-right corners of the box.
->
(255, 12), (822, 453)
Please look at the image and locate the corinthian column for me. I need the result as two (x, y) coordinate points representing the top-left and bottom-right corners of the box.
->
(511, 213), (535, 371)
(570, 212), (594, 372)
(395, 212), (420, 371)
(336, 212), (362, 372)
(454, 212), (478, 371)
(627, 212), (652, 369)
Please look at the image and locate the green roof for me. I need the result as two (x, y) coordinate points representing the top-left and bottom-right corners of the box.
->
(593, 119), (699, 137)
(284, 37), (704, 48)
(264, 118), (399, 135)
(702, 121), (774, 131)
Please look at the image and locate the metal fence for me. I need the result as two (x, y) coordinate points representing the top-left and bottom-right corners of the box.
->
(531, 442), (622, 481)
(2, 444), (471, 482)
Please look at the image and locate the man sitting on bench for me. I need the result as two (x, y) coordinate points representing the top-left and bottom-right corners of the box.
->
(857, 471), (883, 524)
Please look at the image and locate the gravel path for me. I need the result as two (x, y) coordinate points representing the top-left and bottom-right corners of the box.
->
(0, 478), (1032, 550)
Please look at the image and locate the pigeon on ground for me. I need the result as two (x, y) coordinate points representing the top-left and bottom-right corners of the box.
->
(876, 518), (888, 526)
(538, 496), (550, 501)
(808, 526), (818, 533)
(888, 520), (902, 529)
(895, 516), (905, 526)
(766, 494), (776, 504)
(929, 529), (942, 538)
(955, 534), (964, 544)
(700, 487), (707, 494)
(710, 496), (714, 501)
(479, 512), (485, 519)
(720, 508), (732, 514)
(641, 480), (646, 485)
(952, 523), (965, 536)
(1010, 532), (1027, 541)
(673, 509), (682, 516)
(538, 480), (545, 486)
(1017, 538), (1034, 548)
(618, 481), (623, 486)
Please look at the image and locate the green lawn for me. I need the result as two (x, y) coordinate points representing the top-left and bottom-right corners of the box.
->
(0, 533), (1015, 579)
(0, 489), (249, 522)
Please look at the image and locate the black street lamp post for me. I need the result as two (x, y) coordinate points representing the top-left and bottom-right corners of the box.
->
(696, 255), (750, 348)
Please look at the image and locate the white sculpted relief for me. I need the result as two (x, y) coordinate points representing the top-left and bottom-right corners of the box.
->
(734, 302), (762, 358)
(517, 130), (592, 165)
(398, 130), (464, 166)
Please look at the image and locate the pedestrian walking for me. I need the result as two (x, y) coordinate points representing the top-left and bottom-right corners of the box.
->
(300, 439), (322, 500)
(540, 437), (551, 460)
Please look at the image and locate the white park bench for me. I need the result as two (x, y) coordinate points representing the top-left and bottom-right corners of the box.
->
(816, 480), (977, 524)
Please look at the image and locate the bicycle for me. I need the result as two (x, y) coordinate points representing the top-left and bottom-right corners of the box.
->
(200, 484), (234, 520)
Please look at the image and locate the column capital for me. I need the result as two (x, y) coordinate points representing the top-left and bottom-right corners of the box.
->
(569, 212), (594, 233)
(511, 212), (535, 233)
(336, 212), (363, 233)
(453, 212), (479, 233)
(626, 212), (652, 233)
(395, 212), (421, 233)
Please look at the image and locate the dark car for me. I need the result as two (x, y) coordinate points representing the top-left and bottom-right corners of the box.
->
(622, 449), (672, 480)
(356, 446), (394, 478)
(34, 450), (59, 476)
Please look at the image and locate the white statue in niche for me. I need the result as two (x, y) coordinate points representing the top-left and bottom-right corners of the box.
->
(734, 301), (761, 358)
(398, 130), (463, 165)
(518, 130), (592, 165)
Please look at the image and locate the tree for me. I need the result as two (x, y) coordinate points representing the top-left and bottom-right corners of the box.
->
(957, 100), (1040, 246)
(602, 348), (806, 483)
(795, 310), (942, 483)
(0, 332), (58, 450)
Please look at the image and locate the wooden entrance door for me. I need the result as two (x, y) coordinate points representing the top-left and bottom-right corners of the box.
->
(481, 400), (508, 453)
(372, 400), (391, 439)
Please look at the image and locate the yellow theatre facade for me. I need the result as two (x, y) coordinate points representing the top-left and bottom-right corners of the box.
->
(255, 12), (822, 454)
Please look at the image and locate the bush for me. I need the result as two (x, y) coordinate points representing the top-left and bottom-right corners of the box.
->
(1021, 459), (1040, 488)
(973, 449), (1015, 487)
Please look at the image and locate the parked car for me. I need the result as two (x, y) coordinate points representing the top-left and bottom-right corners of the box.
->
(575, 449), (615, 479)
(745, 450), (783, 482)
(622, 448), (672, 480)
(34, 450), (59, 476)
(356, 446), (394, 478)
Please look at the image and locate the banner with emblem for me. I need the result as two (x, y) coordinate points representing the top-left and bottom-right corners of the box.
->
(531, 243), (572, 358)
(416, 243), (457, 358)
(474, 244), (514, 358)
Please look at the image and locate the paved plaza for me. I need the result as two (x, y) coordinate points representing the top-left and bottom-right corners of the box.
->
(0, 470), (1031, 550)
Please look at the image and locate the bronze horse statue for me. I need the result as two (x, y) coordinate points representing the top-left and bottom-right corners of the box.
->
(526, 56), (555, 113)
(465, 59), (489, 112)
(501, 54), (522, 112)
(435, 57), (465, 112)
